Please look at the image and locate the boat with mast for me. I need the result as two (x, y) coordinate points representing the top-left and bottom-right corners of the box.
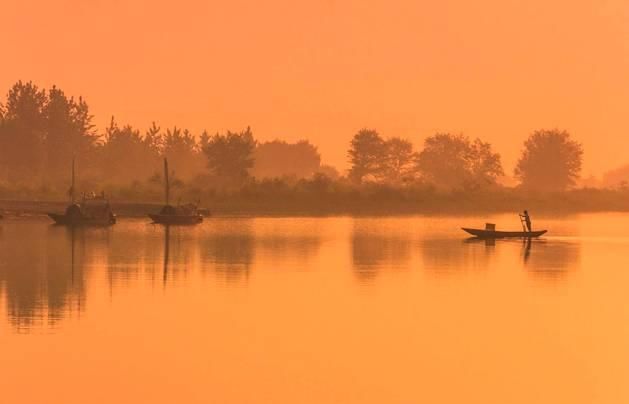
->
(48, 157), (116, 226)
(148, 158), (204, 225)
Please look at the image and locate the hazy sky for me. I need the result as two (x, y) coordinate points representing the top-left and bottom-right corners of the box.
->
(2, 0), (628, 176)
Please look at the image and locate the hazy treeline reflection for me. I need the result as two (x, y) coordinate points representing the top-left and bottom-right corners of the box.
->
(0, 224), (96, 330)
(0, 218), (584, 331)
(351, 220), (412, 280)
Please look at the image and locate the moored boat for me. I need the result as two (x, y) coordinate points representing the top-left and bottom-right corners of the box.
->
(47, 158), (116, 226)
(49, 194), (116, 226)
(148, 158), (204, 225)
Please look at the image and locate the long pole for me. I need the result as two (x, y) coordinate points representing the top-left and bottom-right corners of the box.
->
(71, 156), (76, 204)
(164, 158), (170, 206)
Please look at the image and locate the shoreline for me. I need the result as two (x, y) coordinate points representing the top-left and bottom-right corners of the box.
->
(2, 197), (629, 218)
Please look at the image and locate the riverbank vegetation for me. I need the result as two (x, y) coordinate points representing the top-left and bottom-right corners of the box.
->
(1, 80), (629, 215)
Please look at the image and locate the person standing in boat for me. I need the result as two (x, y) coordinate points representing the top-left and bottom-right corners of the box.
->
(520, 210), (532, 232)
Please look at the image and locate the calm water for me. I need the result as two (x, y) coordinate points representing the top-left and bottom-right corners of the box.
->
(1, 214), (629, 403)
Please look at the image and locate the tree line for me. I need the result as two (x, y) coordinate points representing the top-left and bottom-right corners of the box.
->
(0, 81), (585, 197)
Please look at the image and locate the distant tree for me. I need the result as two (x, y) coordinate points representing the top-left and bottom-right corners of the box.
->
(317, 164), (340, 180)
(144, 122), (163, 152)
(514, 129), (583, 191)
(0, 81), (47, 183)
(162, 127), (202, 179)
(98, 117), (161, 183)
(252, 140), (321, 179)
(468, 138), (504, 187)
(203, 127), (256, 186)
(347, 129), (387, 183)
(44, 86), (99, 182)
(602, 164), (629, 189)
(416, 133), (503, 190)
(382, 137), (417, 183)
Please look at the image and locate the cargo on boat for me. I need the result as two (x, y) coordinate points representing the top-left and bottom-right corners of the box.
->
(49, 193), (116, 226)
(48, 158), (116, 226)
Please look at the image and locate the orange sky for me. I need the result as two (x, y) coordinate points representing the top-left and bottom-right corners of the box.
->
(2, 0), (629, 176)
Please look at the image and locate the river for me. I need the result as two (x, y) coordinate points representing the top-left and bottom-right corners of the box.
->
(1, 213), (628, 403)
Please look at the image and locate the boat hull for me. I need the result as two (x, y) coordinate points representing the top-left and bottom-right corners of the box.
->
(148, 214), (204, 225)
(48, 212), (116, 226)
(462, 228), (547, 238)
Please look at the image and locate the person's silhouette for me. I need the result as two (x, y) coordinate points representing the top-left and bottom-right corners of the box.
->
(521, 210), (532, 232)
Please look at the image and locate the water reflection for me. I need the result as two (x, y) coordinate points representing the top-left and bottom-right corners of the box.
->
(201, 220), (255, 283)
(351, 220), (411, 281)
(523, 239), (580, 280)
(0, 224), (95, 331)
(0, 217), (586, 333)
(422, 238), (494, 274)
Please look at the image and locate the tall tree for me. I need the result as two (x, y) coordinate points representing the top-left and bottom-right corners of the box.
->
(416, 133), (503, 190)
(99, 118), (161, 183)
(515, 129), (583, 191)
(44, 86), (99, 182)
(162, 127), (203, 179)
(382, 137), (417, 183)
(0, 81), (47, 183)
(203, 127), (256, 186)
(347, 129), (387, 183)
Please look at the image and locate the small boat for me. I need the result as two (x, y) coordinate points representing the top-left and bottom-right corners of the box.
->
(462, 227), (547, 238)
(48, 158), (116, 226)
(148, 158), (204, 225)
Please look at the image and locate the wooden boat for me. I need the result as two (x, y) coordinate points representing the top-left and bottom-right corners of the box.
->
(148, 158), (204, 225)
(462, 227), (547, 238)
(48, 158), (116, 226)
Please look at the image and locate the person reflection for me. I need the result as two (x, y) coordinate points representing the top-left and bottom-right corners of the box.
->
(522, 239), (579, 280)
(522, 238), (531, 264)
(351, 220), (411, 282)
(201, 219), (255, 283)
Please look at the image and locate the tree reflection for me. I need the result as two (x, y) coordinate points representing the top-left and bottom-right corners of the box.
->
(351, 220), (411, 281)
(201, 220), (255, 283)
(422, 238), (494, 274)
(0, 223), (94, 331)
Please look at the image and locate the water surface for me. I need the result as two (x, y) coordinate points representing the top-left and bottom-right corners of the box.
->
(1, 214), (628, 403)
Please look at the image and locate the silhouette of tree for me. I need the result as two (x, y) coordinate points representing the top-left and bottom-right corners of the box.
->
(44, 86), (99, 182)
(416, 133), (503, 190)
(515, 129), (583, 191)
(203, 127), (256, 186)
(99, 117), (161, 183)
(468, 138), (504, 187)
(163, 127), (203, 179)
(382, 137), (417, 184)
(317, 164), (340, 180)
(252, 140), (321, 179)
(0, 81), (47, 183)
(144, 121), (163, 151)
(348, 129), (387, 183)
(602, 164), (629, 189)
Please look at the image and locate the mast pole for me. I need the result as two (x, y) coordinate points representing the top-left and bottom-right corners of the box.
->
(164, 158), (170, 205)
